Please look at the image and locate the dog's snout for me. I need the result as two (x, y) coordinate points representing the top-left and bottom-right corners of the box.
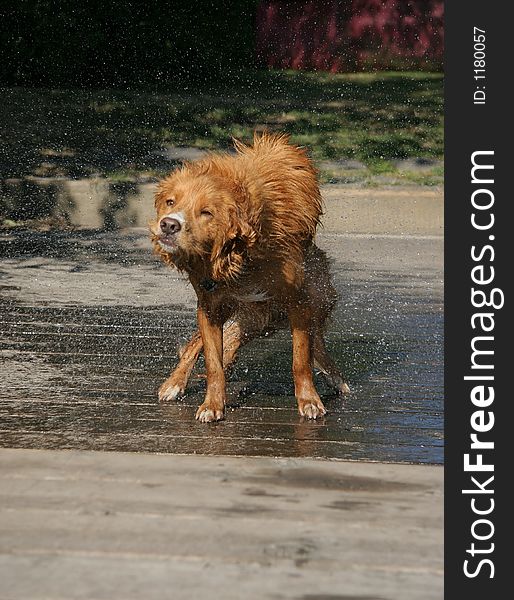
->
(160, 217), (181, 235)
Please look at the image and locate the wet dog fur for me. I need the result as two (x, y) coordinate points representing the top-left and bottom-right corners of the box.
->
(150, 132), (349, 422)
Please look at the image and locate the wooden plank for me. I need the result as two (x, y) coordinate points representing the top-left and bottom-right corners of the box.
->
(0, 447), (443, 600)
(0, 432), (439, 463)
(0, 413), (443, 447)
(0, 400), (444, 425)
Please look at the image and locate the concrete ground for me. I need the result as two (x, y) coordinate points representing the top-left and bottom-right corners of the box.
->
(0, 183), (443, 598)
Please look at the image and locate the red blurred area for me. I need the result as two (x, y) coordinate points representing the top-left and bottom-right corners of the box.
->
(256, 0), (444, 72)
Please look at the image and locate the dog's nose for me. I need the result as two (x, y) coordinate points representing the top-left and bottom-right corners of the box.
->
(160, 217), (181, 234)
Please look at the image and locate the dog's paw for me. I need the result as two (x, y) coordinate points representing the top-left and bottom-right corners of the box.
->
(158, 380), (185, 402)
(298, 398), (327, 419)
(195, 403), (225, 423)
(325, 374), (350, 395)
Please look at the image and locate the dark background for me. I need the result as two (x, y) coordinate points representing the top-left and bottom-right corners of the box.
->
(1, 1), (256, 87)
(1, 0), (443, 88)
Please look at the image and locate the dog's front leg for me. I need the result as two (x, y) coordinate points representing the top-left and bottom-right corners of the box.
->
(288, 304), (327, 419)
(195, 303), (226, 422)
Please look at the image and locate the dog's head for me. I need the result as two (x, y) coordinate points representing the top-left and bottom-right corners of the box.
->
(150, 164), (257, 282)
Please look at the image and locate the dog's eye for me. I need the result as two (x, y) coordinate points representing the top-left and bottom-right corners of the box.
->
(200, 209), (213, 217)
(166, 199), (174, 207)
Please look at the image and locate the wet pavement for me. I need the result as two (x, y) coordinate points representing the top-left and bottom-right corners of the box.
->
(0, 186), (443, 464)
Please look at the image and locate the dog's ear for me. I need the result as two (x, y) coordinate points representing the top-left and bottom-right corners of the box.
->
(210, 206), (257, 282)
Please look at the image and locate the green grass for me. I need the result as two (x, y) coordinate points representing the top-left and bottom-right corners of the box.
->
(0, 70), (443, 184)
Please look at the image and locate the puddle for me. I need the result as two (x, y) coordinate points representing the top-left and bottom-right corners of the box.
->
(0, 225), (443, 464)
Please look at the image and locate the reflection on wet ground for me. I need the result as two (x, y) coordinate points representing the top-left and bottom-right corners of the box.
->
(0, 226), (443, 464)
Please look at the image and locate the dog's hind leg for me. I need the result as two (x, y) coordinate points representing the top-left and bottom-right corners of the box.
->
(223, 302), (274, 370)
(288, 304), (327, 419)
(313, 331), (350, 395)
(222, 320), (244, 370)
(158, 330), (203, 402)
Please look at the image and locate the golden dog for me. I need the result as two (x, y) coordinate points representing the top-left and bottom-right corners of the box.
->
(150, 133), (349, 422)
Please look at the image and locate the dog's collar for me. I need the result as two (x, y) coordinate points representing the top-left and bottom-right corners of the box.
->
(200, 278), (218, 292)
